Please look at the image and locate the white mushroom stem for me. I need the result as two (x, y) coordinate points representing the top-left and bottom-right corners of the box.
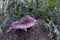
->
(23, 28), (27, 32)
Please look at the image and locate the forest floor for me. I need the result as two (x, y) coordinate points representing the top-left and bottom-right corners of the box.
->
(0, 19), (56, 40)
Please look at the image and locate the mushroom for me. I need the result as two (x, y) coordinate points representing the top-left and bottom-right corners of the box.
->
(7, 16), (36, 32)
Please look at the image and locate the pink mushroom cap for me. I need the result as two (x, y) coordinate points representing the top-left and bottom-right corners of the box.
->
(11, 16), (36, 29)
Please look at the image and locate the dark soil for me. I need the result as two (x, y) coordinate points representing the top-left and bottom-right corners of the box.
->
(0, 19), (53, 40)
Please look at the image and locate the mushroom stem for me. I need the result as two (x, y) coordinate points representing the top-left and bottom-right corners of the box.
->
(23, 29), (27, 32)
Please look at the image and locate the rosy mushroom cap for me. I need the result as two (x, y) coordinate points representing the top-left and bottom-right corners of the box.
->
(11, 16), (36, 29)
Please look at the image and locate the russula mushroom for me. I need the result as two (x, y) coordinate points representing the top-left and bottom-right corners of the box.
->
(10, 16), (36, 31)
